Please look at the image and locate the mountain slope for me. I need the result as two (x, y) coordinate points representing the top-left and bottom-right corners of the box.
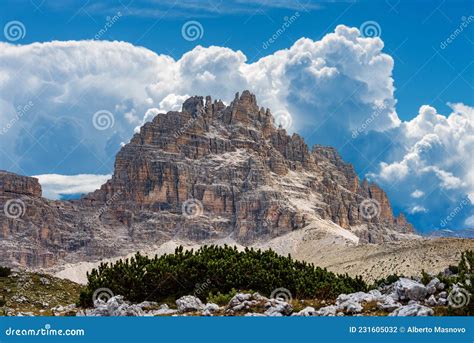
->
(2, 91), (414, 269)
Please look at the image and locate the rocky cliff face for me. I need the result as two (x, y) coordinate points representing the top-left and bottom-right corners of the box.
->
(0, 91), (415, 269)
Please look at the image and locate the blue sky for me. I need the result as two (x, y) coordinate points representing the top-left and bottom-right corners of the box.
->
(0, 0), (473, 234)
(1, 0), (472, 118)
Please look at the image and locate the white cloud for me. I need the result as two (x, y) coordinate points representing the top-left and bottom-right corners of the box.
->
(0, 26), (472, 231)
(465, 215), (474, 228)
(0, 25), (398, 176)
(411, 190), (424, 198)
(33, 174), (111, 200)
(410, 206), (428, 214)
(371, 103), (472, 195)
(368, 103), (473, 230)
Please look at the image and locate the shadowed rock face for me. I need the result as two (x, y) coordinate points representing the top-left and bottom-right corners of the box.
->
(0, 91), (414, 269)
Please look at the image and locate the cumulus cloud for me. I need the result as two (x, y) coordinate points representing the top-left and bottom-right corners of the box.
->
(0, 25), (472, 232)
(368, 103), (473, 231)
(0, 25), (397, 174)
(33, 174), (111, 200)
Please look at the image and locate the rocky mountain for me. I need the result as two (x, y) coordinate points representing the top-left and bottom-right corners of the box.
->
(0, 91), (415, 270)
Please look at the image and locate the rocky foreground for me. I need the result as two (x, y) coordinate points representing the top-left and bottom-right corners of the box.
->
(1, 270), (467, 317)
(74, 276), (460, 317)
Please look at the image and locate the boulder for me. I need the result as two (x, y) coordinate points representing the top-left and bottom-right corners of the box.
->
(426, 278), (440, 294)
(315, 305), (338, 316)
(264, 300), (293, 316)
(377, 296), (401, 312)
(176, 296), (205, 313)
(244, 313), (266, 317)
(90, 296), (145, 316)
(426, 295), (437, 306)
(393, 278), (428, 301)
(292, 306), (316, 316)
(147, 304), (178, 316)
(438, 291), (447, 299)
(389, 304), (434, 316)
(204, 303), (220, 312)
(227, 293), (268, 313)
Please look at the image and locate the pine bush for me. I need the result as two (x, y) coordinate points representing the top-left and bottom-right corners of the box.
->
(79, 245), (367, 307)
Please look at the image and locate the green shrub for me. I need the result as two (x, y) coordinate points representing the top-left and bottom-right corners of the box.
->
(435, 250), (473, 316)
(421, 269), (431, 285)
(207, 289), (238, 306)
(0, 266), (11, 278)
(79, 245), (368, 307)
(448, 265), (459, 275)
(451, 250), (474, 315)
(0, 296), (6, 307)
(372, 273), (401, 289)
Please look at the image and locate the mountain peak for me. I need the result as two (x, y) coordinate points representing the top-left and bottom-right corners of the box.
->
(0, 90), (415, 269)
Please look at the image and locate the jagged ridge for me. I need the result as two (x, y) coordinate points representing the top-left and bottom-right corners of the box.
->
(0, 91), (414, 269)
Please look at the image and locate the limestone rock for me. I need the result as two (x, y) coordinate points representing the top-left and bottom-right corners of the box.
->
(393, 278), (428, 301)
(0, 91), (415, 269)
(0, 171), (41, 197)
(292, 306), (316, 316)
(176, 295), (205, 313)
(314, 305), (338, 316)
(389, 304), (434, 316)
